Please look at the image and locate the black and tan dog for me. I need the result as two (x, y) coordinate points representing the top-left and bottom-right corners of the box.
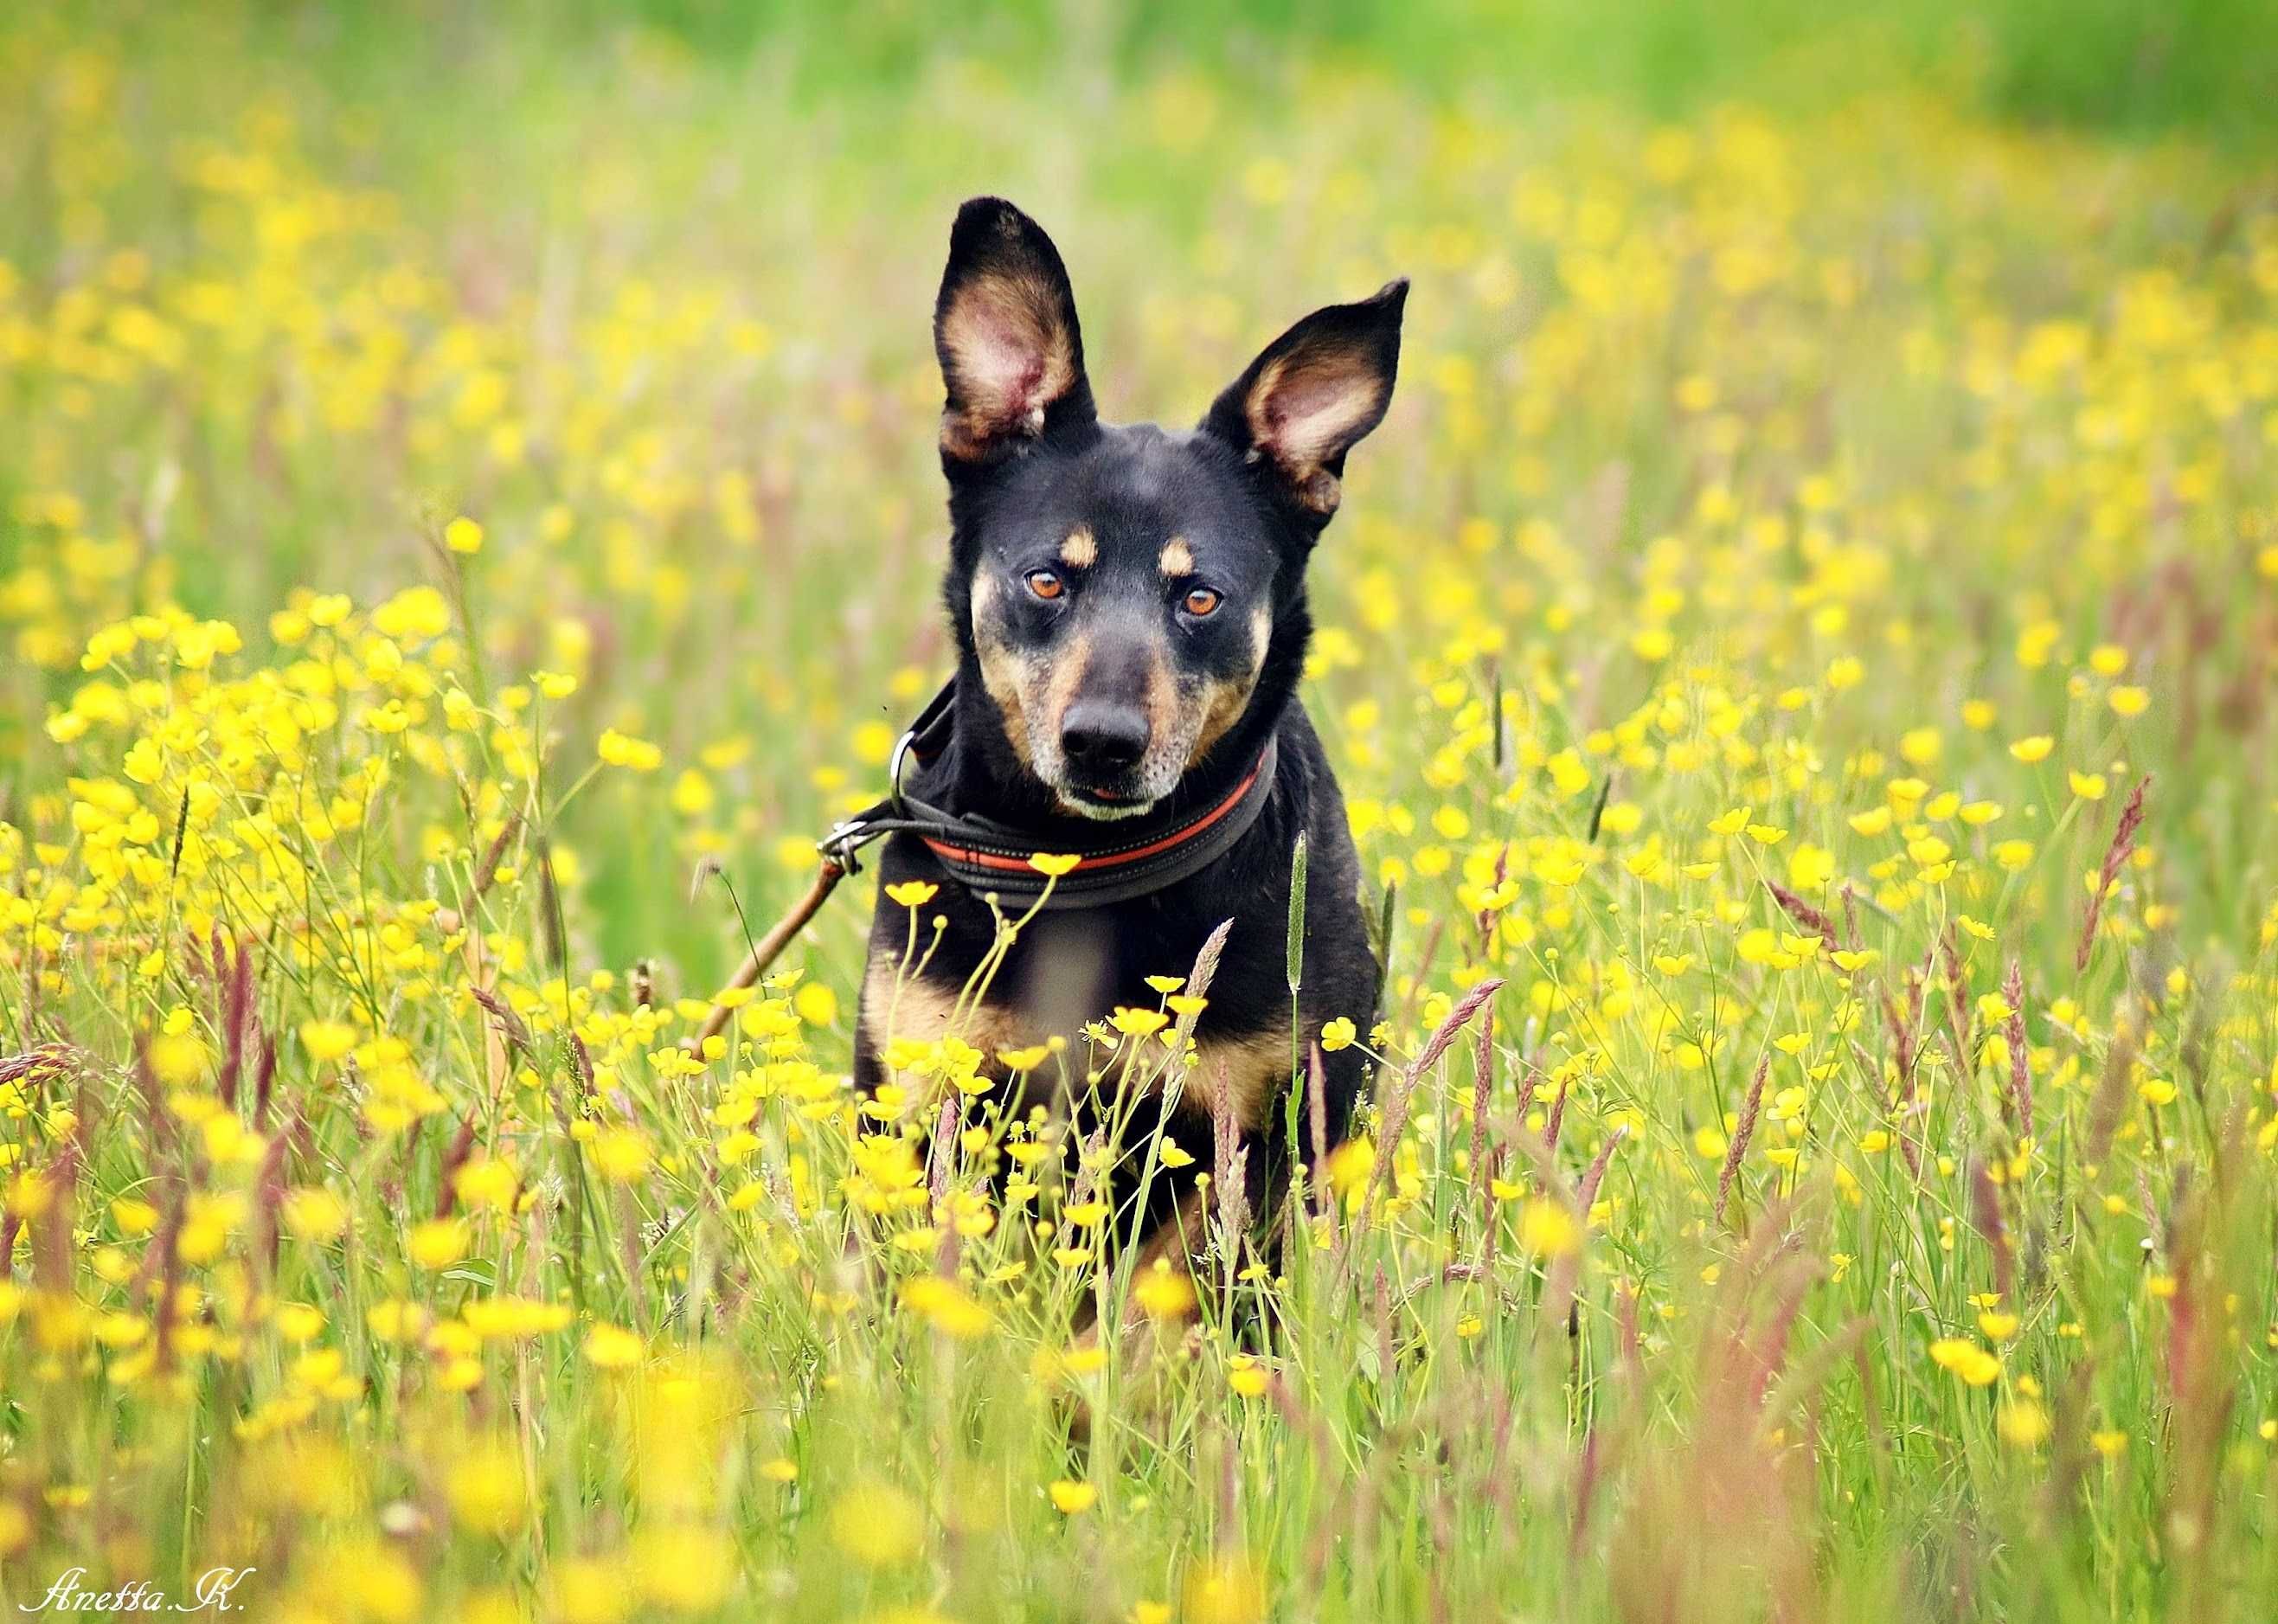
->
(852, 196), (1403, 1293)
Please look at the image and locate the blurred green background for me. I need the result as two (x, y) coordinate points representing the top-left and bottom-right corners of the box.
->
(33, 0), (2278, 143)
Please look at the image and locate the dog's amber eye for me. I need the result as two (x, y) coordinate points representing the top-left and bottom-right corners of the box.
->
(1183, 587), (1222, 618)
(1026, 569), (1064, 601)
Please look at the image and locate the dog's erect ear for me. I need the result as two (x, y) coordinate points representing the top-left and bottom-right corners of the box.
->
(1203, 279), (1407, 519)
(934, 197), (1096, 465)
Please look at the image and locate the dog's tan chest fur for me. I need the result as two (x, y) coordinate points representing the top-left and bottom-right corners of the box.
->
(861, 959), (1287, 1130)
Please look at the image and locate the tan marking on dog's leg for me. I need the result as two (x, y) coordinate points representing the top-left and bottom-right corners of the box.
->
(1157, 536), (1194, 577)
(1183, 1027), (1292, 1131)
(1060, 527), (1097, 569)
(861, 959), (1033, 1076)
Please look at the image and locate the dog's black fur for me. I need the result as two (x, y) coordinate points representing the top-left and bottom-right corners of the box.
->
(853, 197), (1404, 1280)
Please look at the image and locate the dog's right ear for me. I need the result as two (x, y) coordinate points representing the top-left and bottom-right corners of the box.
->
(934, 197), (1096, 466)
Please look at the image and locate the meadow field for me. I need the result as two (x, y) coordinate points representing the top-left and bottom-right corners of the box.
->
(3, 3), (2277, 1619)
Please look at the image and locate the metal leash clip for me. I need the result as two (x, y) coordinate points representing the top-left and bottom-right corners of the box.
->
(816, 817), (872, 873)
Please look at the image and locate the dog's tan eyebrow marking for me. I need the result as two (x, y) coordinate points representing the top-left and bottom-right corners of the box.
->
(1059, 528), (1098, 569)
(1158, 536), (1195, 577)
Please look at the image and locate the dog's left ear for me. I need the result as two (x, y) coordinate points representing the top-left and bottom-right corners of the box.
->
(934, 196), (1097, 466)
(1203, 279), (1407, 520)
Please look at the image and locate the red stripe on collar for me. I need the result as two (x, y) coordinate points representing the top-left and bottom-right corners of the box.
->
(920, 752), (1268, 876)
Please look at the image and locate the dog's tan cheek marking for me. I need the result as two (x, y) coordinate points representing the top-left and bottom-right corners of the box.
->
(1180, 1027), (1290, 1131)
(972, 576), (1037, 769)
(1158, 536), (1194, 578)
(1183, 607), (1272, 768)
(1060, 527), (1097, 570)
(862, 958), (1033, 1074)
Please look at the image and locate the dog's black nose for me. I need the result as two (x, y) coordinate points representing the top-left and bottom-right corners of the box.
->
(1060, 702), (1150, 776)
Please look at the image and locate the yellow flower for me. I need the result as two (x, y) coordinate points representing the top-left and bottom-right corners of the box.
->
(1992, 839), (2036, 871)
(455, 1158), (519, 1211)
(597, 729), (663, 771)
(2108, 685), (2149, 717)
(147, 1031), (209, 1088)
(885, 880), (939, 908)
(1319, 1016), (1358, 1052)
(589, 1126), (652, 1183)
(2009, 735), (2054, 763)
(446, 1437), (526, 1536)
(1048, 1479), (1098, 1514)
(2069, 772), (2108, 801)
(1183, 1553), (1267, 1624)
(1518, 1197), (1581, 1258)
(1133, 1261), (1197, 1320)
(794, 981), (838, 1027)
(584, 1324), (645, 1369)
(902, 1276), (992, 1339)
(444, 515), (484, 554)
(1029, 852), (1081, 876)
(340, 1541), (424, 1624)
(829, 1481), (924, 1566)
(627, 1525), (735, 1610)
(549, 1556), (631, 1624)
(298, 1020), (358, 1063)
(407, 1219), (467, 1271)
(1108, 1006), (1169, 1038)
(1997, 1400), (2050, 1448)
(1928, 1338), (2001, 1387)
(282, 1187), (349, 1242)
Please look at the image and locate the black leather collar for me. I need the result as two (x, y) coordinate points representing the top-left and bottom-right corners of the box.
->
(821, 681), (1279, 910)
